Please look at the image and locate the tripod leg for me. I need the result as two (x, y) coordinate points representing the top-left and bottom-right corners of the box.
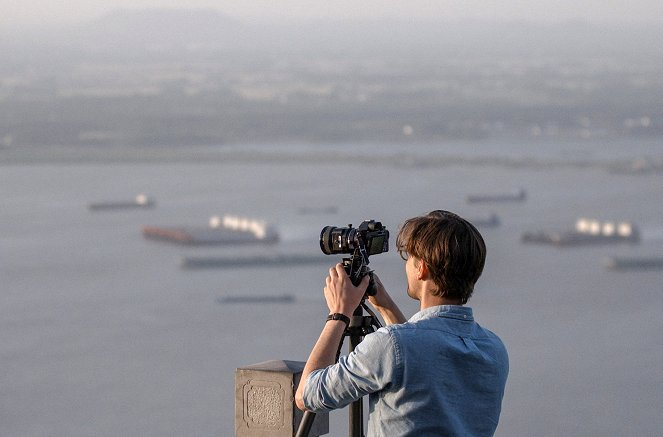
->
(348, 307), (365, 437)
(295, 410), (316, 437)
(349, 398), (363, 437)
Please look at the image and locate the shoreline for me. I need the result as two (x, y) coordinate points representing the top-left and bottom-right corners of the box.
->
(2, 143), (663, 173)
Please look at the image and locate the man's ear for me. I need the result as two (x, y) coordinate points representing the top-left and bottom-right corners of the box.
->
(417, 260), (429, 280)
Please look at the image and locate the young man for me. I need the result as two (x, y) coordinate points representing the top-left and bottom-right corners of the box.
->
(295, 210), (509, 436)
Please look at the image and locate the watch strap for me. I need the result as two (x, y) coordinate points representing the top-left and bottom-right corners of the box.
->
(326, 313), (351, 326)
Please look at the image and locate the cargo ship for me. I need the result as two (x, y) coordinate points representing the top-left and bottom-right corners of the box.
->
(143, 215), (279, 245)
(522, 218), (640, 246)
(608, 158), (663, 175)
(215, 294), (295, 304)
(469, 213), (500, 228)
(297, 206), (339, 215)
(182, 252), (328, 269)
(467, 188), (526, 204)
(605, 256), (663, 270)
(89, 193), (155, 211)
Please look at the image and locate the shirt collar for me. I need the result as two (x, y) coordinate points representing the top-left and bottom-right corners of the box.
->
(408, 305), (474, 323)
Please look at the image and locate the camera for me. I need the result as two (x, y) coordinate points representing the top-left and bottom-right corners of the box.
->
(319, 220), (389, 256)
(319, 220), (389, 296)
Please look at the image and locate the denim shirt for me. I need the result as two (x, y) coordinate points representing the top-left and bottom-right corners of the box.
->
(302, 305), (509, 437)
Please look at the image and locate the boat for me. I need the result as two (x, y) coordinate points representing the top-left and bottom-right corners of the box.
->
(608, 158), (663, 175)
(522, 218), (640, 246)
(143, 215), (279, 245)
(297, 206), (339, 215)
(466, 188), (526, 204)
(182, 253), (329, 269)
(605, 256), (663, 270)
(215, 294), (295, 304)
(469, 213), (500, 228)
(89, 193), (155, 211)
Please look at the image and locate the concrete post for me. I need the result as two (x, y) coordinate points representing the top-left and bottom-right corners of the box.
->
(235, 359), (329, 437)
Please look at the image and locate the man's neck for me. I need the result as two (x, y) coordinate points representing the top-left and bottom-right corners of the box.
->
(419, 293), (462, 310)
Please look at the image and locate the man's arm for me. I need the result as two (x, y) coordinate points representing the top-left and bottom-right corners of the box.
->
(295, 319), (346, 410)
(295, 263), (369, 411)
(368, 273), (407, 325)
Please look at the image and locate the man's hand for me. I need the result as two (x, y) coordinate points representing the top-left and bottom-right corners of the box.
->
(366, 272), (389, 308)
(324, 263), (369, 317)
(367, 273), (407, 325)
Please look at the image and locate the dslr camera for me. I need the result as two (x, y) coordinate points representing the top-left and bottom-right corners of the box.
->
(319, 220), (389, 296)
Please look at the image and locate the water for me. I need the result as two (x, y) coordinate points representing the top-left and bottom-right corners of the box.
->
(2, 139), (663, 436)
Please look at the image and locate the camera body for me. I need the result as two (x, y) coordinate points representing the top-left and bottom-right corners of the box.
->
(319, 220), (389, 296)
(319, 220), (389, 256)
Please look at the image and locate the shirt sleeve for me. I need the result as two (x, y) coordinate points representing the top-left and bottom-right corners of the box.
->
(302, 327), (400, 412)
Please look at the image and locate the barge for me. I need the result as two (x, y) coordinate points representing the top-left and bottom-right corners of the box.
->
(143, 215), (279, 246)
(605, 256), (663, 270)
(297, 206), (339, 215)
(89, 193), (155, 211)
(522, 218), (640, 246)
(467, 188), (526, 204)
(182, 253), (329, 269)
(215, 294), (295, 304)
(470, 213), (500, 228)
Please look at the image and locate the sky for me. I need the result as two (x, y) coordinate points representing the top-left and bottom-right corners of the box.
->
(2, 0), (663, 27)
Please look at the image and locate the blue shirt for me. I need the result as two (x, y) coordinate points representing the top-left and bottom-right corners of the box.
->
(302, 305), (509, 437)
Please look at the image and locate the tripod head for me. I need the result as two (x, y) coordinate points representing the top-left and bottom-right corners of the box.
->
(341, 247), (377, 298)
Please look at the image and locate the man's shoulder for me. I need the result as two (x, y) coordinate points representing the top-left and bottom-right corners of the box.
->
(472, 322), (506, 343)
(386, 316), (505, 344)
(377, 321), (420, 337)
(360, 323), (413, 352)
(375, 321), (428, 344)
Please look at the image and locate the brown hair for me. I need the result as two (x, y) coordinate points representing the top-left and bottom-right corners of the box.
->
(396, 210), (486, 304)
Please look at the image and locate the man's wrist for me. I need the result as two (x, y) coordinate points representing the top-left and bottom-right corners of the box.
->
(326, 313), (351, 327)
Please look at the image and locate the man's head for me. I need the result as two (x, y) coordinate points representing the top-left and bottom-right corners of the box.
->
(396, 210), (486, 304)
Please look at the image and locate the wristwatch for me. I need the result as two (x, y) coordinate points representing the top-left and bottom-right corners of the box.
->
(326, 313), (351, 326)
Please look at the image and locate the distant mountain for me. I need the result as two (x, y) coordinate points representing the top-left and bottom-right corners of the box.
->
(5, 11), (663, 60)
(84, 8), (245, 48)
(94, 8), (238, 32)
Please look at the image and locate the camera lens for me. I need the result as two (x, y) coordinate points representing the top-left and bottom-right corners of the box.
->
(320, 226), (338, 254)
(320, 226), (355, 254)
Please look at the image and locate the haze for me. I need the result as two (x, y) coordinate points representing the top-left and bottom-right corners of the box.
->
(3, 0), (663, 27)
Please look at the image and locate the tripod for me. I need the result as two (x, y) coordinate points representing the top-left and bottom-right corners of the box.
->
(295, 301), (382, 437)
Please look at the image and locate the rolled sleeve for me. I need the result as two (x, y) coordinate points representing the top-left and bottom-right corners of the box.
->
(302, 328), (400, 412)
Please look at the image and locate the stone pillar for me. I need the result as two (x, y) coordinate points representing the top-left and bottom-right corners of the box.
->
(235, 360), (329, 437)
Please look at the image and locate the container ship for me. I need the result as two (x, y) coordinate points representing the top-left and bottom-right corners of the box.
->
(182, 252), (328, 269)
(142, 215), (279, 246)
(466, 188), (526, 204)
(605, 256), (663, 270)
(215, 294), (295, 304)
(89, 193), (155, 211)
(469, 213), (500, 228)
(521, 218), (640, 246)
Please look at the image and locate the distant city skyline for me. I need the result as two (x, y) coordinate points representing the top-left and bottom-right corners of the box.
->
(2, 0), (663, 28)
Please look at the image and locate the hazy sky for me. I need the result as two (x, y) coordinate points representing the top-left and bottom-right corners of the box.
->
(2, 0), (663, 27)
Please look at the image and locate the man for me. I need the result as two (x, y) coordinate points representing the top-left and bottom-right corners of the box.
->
(295, 210), (509, 436)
